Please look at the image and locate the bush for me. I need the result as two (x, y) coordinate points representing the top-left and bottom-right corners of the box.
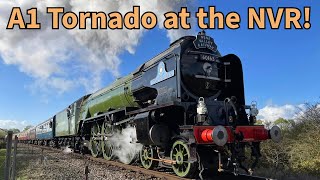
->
(0, 142), (6, 149)
(258, 103), (320, 178)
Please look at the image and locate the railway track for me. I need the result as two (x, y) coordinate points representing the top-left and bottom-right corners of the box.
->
(18, 143), (274, 180)
(85, 155), (186, 180)
(19, 143), (187, 180)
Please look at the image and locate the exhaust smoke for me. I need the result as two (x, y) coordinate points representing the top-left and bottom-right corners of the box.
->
(0, 0), (195, 95)
(62, 146), (74, 154)
(109, 126), (143, 164)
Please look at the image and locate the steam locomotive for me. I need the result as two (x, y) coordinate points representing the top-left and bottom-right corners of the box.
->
(18, 31), (281, 178)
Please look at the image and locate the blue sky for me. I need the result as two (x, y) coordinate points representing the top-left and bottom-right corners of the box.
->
(0, 0), (319, 129)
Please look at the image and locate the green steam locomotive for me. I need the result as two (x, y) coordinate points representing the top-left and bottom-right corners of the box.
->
(19, 31), (281, 178)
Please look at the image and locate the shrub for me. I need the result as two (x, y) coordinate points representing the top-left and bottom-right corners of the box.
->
(258, 103), (320, 177)
(0, 142), (6, 149)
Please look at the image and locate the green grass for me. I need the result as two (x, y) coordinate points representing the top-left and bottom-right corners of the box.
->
(0, 149), (6, 180)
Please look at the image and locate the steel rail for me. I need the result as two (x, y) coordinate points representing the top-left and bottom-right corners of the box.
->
(18, 144), (188, 180)
(18, 144), (274, 180)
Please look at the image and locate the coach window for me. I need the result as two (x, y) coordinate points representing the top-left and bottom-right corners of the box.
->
(49, 121), (53, 128)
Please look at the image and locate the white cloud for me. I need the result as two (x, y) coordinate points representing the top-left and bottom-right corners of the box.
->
(0, 0), (195, 95)
(258, 104), (305, 122)
(0, 120), (33, 131)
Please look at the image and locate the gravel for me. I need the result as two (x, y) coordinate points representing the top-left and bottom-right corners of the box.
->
(15, 145), (162, 180)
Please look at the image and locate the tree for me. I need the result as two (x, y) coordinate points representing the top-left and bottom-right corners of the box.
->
(9, 128), (20, 133)
(287, 103), (320, 175)
(274, 117), (289, 125)
(259, 103), (320, 176)
(0, 129), (6, 138)
(274, 117), (293, 130)
(23, 125), (33, 131)
(264, 120), (272, 129)
(255, 119), (264, 125)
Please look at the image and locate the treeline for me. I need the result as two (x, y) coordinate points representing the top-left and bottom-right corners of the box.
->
(0, 129), (7, 138)
(258, 103), (320, 179)
(0, 125), (33, 138)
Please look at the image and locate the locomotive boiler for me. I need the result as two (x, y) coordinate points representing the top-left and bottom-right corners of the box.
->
(18, 31), (281, 179)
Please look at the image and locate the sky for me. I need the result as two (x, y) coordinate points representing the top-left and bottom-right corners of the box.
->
(0, 0), (319, 130)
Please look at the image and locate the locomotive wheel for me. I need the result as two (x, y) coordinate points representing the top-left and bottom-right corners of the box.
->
(101, 122), (114, 160)
(140, 145), (159, 169)
(170, 140), (197, 178)
(90, 123), (102, 158)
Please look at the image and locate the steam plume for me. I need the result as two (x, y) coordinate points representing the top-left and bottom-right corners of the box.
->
(109, 126), (142, 164)
(0, 0), (195, 95)
(62, 146), (74, 154)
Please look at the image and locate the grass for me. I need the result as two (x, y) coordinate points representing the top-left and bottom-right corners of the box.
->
(0, 149), (7, 180)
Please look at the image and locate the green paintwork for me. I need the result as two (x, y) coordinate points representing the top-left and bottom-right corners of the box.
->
(55, 97), (85, 137)
(170, 140), (195, 178)
(81, 74), (139, 120)
(55, 109), (71, 137)
(140, 146), (159, 169)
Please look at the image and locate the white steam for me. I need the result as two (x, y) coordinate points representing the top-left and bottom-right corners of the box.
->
(0, 0), (195, 95)
(110, 126), (142, 164)
(62, 146), (74, 154)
